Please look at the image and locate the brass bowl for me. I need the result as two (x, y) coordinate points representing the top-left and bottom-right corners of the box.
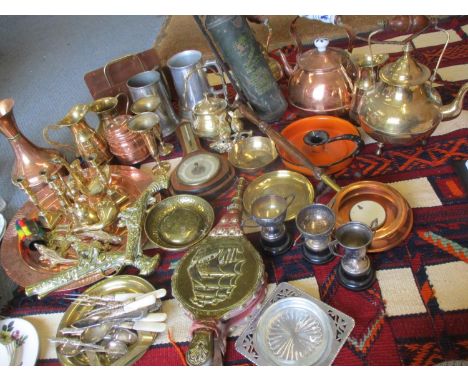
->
(244, 170), (315, 222)
(330, 181), (413, 253)
(228, 136), (278, 173)
(56, 275), (157, 366)
(144, 194), (214, 251)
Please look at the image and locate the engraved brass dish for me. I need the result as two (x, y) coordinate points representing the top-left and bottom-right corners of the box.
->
(144, 195), (214, 251)
(243, 170), (315, 221)
(228, 136), (278, 173)
(56, 275), (157, 366)
(0, 166), (156, 291)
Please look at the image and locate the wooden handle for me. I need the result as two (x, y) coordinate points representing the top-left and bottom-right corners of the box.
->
(383, 16), (431, 34)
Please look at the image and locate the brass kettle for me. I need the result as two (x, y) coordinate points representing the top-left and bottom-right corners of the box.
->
(278, 37), (356, 116)
(358, 43), (468, 154)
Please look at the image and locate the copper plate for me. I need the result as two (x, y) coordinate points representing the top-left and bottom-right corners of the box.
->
(330, 181), (413, 253)
(56, 275), (157, 366)
(0, 166), (155, 291)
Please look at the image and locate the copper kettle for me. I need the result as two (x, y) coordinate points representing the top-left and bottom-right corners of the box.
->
(278, 19), (357, 116)
(358, 42), (468, 154)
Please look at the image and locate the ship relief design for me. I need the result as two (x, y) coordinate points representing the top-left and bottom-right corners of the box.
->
(188, 245), (246, 308)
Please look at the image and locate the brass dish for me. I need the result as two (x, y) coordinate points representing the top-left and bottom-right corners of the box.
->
(0, 166), (155, 291)
(243, 170), (315, 221)
(56, 275), (157, 366)
(228, 136), (278, 173)
(144, 194), (214, 251)
(330, 181), (413, 253)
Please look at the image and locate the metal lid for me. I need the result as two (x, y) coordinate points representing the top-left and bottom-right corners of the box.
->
(193, 94), (227, 115)
(380, 43), (431, 86)
(297, 38), (344, 72)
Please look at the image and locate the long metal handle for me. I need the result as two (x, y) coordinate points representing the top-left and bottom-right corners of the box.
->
(236, 102), (341, 192)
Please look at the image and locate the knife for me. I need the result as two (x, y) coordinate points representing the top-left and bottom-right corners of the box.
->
(72, 294), (156, 329)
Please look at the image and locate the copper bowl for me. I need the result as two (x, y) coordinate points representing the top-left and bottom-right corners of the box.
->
(330, 181), (413, 253)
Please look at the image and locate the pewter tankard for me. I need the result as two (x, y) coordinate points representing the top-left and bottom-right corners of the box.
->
(167, 50), (227, 121)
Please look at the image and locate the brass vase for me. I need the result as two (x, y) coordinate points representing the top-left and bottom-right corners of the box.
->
(0, 98), (64, 190)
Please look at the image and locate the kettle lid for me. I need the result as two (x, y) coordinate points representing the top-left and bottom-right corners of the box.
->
(297, 38), (344, 72)
(380, 43), (431, 86)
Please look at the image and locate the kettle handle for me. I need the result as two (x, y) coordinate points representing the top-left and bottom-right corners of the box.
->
(43, 125), (75, 153)
(291, 16), (355, 54)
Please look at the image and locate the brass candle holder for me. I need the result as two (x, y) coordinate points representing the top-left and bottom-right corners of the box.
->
(131, 96), (174, 156)
(14, 176), (62, 230)
(128, 113), (171, 176)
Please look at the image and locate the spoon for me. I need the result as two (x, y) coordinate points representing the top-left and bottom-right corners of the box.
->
(52, 338), (127, 358)
(105, 328), (138, 345)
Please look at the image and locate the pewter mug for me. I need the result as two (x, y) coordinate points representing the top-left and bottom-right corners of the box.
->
(329, 222), (373, 275)
(296, 204), (335, 252)
(126, 70), (178, 137)
(167, 50), (227, 120)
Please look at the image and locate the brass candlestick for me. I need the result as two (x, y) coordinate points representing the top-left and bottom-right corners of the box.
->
(14, 176), (62, 230)
(131, 98), (174, 156)
(128, 113), (171, 176)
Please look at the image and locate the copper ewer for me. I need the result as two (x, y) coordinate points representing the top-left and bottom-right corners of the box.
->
(0, 98), (64, 190)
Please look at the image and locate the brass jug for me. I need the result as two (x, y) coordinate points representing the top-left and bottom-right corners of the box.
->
(43, 104), (112, 164)
(358, 43), (468, 154)
(0, 98), (64, 190)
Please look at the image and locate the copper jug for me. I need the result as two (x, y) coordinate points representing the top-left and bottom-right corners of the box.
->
(43, 104), (112, 165)
(88, 93), (129, 138)
(0, 98), (64, 190)
(278, 36), (356, 116)
(358, 43), (468, 154)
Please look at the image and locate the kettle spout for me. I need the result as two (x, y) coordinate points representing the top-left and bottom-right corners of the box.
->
(441, 82), (468, 121)
(276, 50), (294, 77)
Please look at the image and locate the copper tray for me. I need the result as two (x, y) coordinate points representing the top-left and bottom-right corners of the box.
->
(0, 166), (155, 291)
(330, 181), (413, 253)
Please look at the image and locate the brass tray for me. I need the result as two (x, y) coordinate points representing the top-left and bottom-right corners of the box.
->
(56, 275), (157, 366)
(144, 194), (214, 251)
(243, 170), (315, 221)
(0, 166), (155, 291)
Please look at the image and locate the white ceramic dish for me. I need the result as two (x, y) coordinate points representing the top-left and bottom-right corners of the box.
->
(0, 318), (39, 366)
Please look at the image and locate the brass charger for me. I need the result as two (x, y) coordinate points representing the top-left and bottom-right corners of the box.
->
(144, 194), (214, 251)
